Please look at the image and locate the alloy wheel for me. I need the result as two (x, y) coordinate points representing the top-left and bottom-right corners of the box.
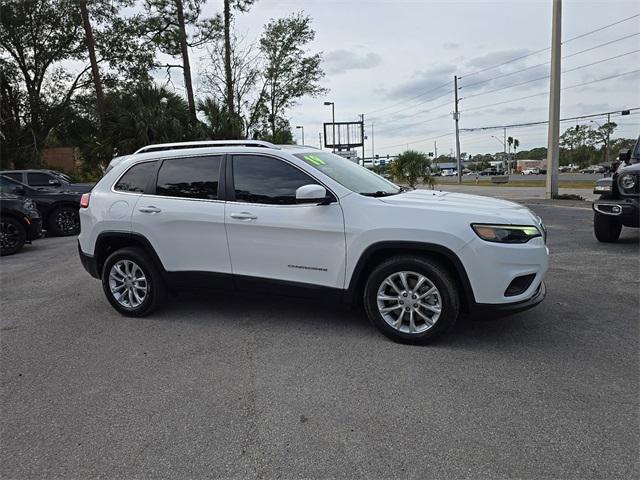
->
(376, 271), (442, 334)
(109, 259), (148, 309)
(56, 209), (79, 234)
(0, 221), (21, 250)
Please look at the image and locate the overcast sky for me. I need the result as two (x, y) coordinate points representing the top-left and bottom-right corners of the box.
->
(186, 0), (640, 157)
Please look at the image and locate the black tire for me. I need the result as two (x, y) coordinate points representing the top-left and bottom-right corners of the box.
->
(0, 217), (27, 256)
(594, 212), (622, 243)
(363, 256), (460, 345)
(47, 206), (80, 236)
(101, 247), (166, 317)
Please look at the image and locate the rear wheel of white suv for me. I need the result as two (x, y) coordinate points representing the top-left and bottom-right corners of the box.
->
(364, 256), (460, 344)
(101, 247), (166, 316)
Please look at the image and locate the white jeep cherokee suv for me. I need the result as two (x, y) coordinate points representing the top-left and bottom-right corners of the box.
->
(79, 140), (548, 344)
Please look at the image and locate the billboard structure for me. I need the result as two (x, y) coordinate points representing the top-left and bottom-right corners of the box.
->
(323, 121), (364, 150)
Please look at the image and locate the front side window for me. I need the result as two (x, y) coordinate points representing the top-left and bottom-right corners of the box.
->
(156, 156), (221, 200)
(114, 161), (157, 193)
(232, 155), (316, 205)
(293, 152), (400, 196)
(27, 172), (55, 186)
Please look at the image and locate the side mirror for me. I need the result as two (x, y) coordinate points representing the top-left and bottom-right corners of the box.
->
(13, 186), (26, 195)
(295, 184), (331, 204)
(48, 179), (61, 186)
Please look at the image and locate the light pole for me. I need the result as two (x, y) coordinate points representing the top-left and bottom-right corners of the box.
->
(323, 101), (335, 152)
(296, 125), (304, 146)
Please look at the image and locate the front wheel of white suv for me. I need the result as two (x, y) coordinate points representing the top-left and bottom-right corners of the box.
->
(101, 247), (166, 317)
(364, 256), (460, 344)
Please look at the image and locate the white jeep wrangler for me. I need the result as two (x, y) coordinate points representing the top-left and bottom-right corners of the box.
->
(79, 140), (548, 344)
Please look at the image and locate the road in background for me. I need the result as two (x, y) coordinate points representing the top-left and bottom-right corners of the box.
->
(1, 205), (638, 479)
(436, 173), (603, 183)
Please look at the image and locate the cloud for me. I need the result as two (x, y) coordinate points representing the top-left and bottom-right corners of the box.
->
(384, 64), (457, 100)
(443, 42), (459, 50)
(323, 50), (382, 74)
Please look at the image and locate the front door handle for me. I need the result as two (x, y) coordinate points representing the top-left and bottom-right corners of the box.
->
(230, 212), (257, 220)
(138, 206), (161, 214)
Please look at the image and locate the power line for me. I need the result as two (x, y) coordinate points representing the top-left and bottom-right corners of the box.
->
(460, 13), (640, 79)
(563, 32), (640, 59)
(364, 81), (450, 116)
(372, 96), (451, 123)
(460, 32), (640, 90)
(460, 108), (640, 132)
(461, 50), (640, 100)
(378, 112), (450, 135)
(462, 68), (640, 112)
(378, 131), (453, 150)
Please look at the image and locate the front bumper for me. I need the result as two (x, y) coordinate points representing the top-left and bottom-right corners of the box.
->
(593, 197), (639, 227)
(25, 217), (43, 241)
(78, 241), (100, 278)
(472, 281), (546, 317)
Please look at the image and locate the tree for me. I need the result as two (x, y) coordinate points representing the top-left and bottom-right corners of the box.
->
(144, 0), (221, 122)
(0, 0), (85, 166)
(201, 31), (260, 138)
(389, 150), (434, 188)
(256, 13), (327, 138)
(222, 0), (256, 125)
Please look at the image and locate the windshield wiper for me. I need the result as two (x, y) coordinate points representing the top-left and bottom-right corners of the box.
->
(360, 190), (400, 197)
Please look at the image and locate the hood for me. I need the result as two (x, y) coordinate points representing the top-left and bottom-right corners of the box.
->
(618, 162), (640, 174)
(378, 189), (538, 224)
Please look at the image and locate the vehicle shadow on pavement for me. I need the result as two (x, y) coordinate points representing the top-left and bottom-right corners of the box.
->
(151, 289), (551, 349)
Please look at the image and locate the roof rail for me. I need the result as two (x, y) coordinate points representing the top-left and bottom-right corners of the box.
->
(134, 140), (280, 154)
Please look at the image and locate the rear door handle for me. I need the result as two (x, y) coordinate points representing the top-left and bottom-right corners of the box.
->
(230, 212), (257, 220)
(138, 206), (161, 214)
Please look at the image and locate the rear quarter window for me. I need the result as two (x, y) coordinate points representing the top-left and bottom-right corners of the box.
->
(114, 161), (157, 193)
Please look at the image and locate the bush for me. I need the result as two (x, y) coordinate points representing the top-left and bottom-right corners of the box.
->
(389, 150), (433, 188)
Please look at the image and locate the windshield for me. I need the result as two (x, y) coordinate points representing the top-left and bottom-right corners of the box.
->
(294, 152), (400, 196)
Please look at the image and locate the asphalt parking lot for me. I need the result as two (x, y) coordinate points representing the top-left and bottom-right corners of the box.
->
(1, 202), (638, 479)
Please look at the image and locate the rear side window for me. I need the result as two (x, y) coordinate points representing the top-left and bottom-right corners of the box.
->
(3, 173), (22, 182)
(114, 161), (157, 193)
(27, 172), (54, 186)
(156, 156), (221, 200)
(232, 155), (314, 205)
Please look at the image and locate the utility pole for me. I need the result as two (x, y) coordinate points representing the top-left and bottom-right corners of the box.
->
(503, 127), (507, 173)
(359, 113), (365, 165)
(371, 122), (375, 161)
(434, 140), (438, 169)
(453, 75), (462, 184)
(546, 0), (562, 199)
(319, 132), (323, 149)
(605, 112), (611, 164)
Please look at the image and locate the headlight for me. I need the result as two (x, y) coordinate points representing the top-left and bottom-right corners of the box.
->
(619, 173), (636, 191)
(471, 224), (542, 243)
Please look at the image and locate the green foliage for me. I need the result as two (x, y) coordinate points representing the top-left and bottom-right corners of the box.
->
(197, 97), (243, 139)
(257, 13), (327, 138)
(389, 150), (433, 188)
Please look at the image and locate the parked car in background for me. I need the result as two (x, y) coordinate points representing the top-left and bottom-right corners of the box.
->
(0, 175), (82, 236)
(592, 140), (639, 242)
(440, 169), (457, 177)
(581, 165), (606, 174)
(523, 168), (540, 175)
(0, 169), (93, 193)
(0, 193), (42, 256)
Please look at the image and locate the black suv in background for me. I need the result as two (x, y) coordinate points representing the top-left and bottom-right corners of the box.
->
(0, 175), (82, 236)
(0, 169), (93, 193)
(592, 137), (640, 242)
(0, 193), (42, 256)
